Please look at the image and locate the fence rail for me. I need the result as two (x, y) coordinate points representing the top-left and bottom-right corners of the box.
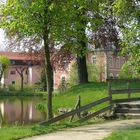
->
(112, 97), (140, 103)
(111, 89), (140, 94)
(40, 97), (110, 125)
(80, 105), (112, 121)
(107, 78), (140, 82)
(107, 78), (140, 104)
(40, 78), (140, 125)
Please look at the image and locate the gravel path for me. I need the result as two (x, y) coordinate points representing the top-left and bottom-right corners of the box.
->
(22, 119), (140, 140)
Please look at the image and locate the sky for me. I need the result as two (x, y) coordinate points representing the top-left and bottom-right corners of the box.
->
(0, 0), (6, 50)
(0, 29), (5, 50)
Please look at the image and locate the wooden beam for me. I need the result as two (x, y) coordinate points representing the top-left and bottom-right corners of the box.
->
(112, 97), (140, 103)
(111, 89), (140, 94)
(40, 97), (110, 125)
(80, 105), (112, 121)
(107, 78), (140, 82)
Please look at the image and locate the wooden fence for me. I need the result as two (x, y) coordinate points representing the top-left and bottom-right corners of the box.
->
(40, 78), (140, 125)
(40, 96), (111, 125)
(107, 78), (140, 104)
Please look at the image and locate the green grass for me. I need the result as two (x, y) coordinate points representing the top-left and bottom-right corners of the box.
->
(0, 82), (108, 140)
(0, 119), (105, 140)
(53, 82), (108, 112)
(0, 82), (140, 140)
(104, 126), (140, 140)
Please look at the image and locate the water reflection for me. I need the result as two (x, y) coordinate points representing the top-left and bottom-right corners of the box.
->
(0, 97), (46, 125)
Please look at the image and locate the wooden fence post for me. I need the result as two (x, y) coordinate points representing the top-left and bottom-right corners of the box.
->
(70, 96), (81, 122)
(77, 96), (81, 119)
(108, 81), (112, 105)
(127, 81), (131, 98)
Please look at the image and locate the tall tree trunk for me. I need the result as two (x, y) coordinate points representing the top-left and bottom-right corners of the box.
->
(77, 55), (88, 84)
(76, 8), (88, 84)
(76, 35), (88, 84)
(43, 33), (53, 120)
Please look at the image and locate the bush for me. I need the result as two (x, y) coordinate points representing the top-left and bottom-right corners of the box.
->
(68, 61), (98, 87)
(119, 62), (140, 79)
(8, 85), (16, 91)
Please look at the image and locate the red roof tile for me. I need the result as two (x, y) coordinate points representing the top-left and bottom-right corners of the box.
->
(0, 52), (36, 61)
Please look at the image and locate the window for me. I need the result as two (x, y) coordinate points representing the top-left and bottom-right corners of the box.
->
(92, 55), (96, 64)
(109, 73), (114, 78)
(10, 71), (16, 75)
(116, 57), (120, 68)
(108, 56), (113, 68)
(61, 76), (66, 86)
(11, 60), (15, 65)
(12, 81), (16, 85)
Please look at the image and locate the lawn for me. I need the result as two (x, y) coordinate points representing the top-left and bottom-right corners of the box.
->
(0, 82), (140, 140)
(0, 82), (108, 140)
(52, 81), (140, 113)
(53, 82), (108, 112)
(104, 126), (140, 140)
(0, 119), (104, 140)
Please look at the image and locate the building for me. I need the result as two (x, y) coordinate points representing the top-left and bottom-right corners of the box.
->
(53, 50), (128, 90)
(0, 50), (127, 90)
(0, 52), (42, 88)
(88, 50), (127, 80)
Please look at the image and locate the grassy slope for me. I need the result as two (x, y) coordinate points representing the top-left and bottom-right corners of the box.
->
(0, 82), (140, 140)
(53, 82), (108, 112)
(104, 126), (140, 140)
(0, 82), (108, 140)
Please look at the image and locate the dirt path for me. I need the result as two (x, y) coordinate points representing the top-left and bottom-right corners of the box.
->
(22, 119), (140, 140)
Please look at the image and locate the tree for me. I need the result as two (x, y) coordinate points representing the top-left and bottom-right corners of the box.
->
(119, 62), (140, 79)
(0, 55), (10, 86)
(54, 0), (105, 84)
(0, 0), (66, 120)
(14, 66), (28, 91)
(113, 0), (140, 74)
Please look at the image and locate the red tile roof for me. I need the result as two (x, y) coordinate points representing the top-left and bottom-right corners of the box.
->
(0, 52), (37, 61)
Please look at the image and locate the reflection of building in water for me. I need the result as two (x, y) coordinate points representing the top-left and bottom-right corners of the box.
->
(0, 102), (4, 118)
(1, 98), (46, 124)
(29, 103), (33, 120)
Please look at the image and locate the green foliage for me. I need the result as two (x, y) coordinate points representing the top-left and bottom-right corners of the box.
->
(104, 126), (140, 140)
(0, 55), (10, 68)
(36, 103), (46, 112)
(7, 85), (16, 91)
(87, 61), (98, 82)
(0, 55), (10, 81)
(68, 61), (98, 87)
(68, 62), (79, 87)
(113, 0), (140, 74)
(0, 118), (104, 140)
(119, 62), (140, 79)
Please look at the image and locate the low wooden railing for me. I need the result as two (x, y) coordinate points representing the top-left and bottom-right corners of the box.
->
(40, 96), (111, 125)
(107, 78), (140, 104)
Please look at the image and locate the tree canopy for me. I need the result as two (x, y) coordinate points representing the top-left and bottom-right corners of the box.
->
(113, 0), (140, 74)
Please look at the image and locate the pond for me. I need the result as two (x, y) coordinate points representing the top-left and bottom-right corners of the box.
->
(0, 96), (47, 125)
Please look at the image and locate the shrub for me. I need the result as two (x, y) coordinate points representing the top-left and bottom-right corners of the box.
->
(68, 61), (98, 87)
(119, 62), (140, 78)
